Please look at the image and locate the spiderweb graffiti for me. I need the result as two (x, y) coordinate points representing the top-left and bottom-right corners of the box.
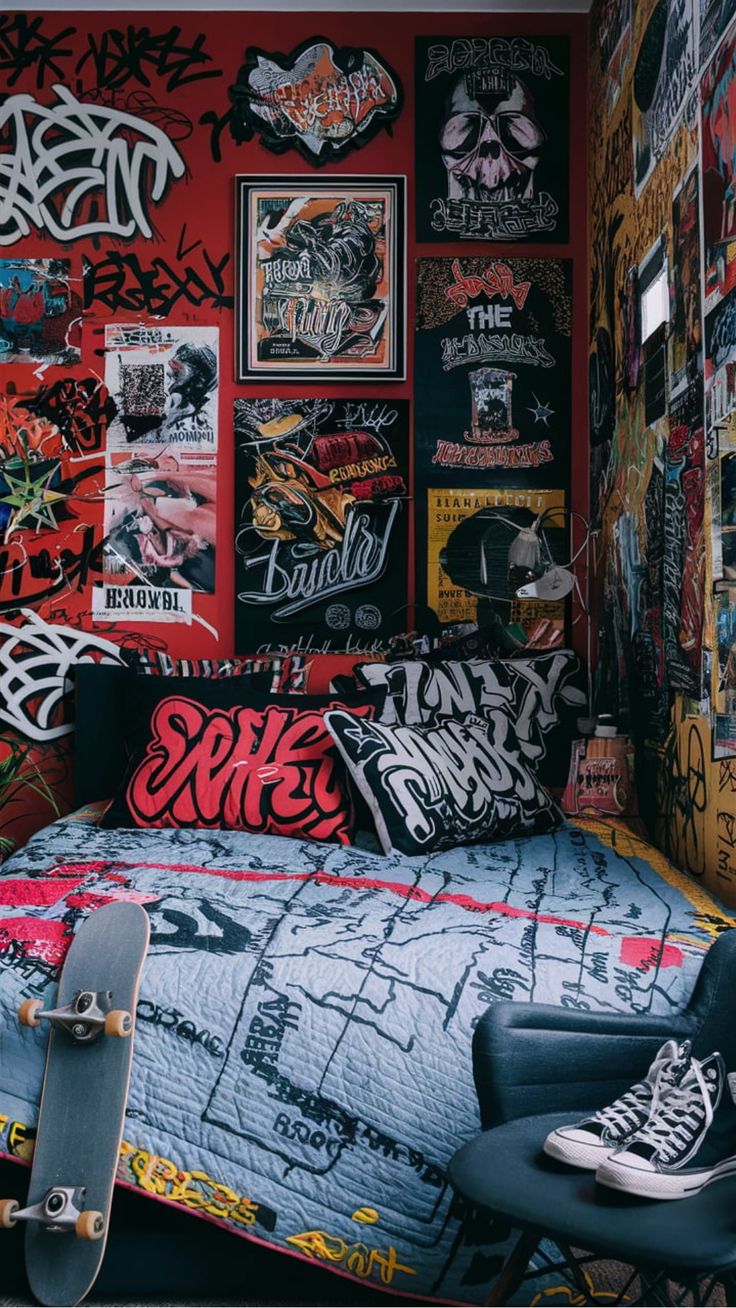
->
(0, 609), (123, 741)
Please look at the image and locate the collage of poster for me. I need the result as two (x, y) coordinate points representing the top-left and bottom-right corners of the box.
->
(414, 254), (572, 644)
(97, 325), (219, 625)
(703, 20), (736, 757)
(229, 31), (572, 657)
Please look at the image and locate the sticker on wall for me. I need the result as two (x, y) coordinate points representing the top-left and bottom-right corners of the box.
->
(414, 35), (570, 243)
(715, 586), (736, 756)
(0, 259), (81, 365)
(0, 388), (104, 616)
(235, 174), (405, 381)
(699, 0), (736, 67)
(702, 27), (736, 316)
(101, 328), (218, 608)
(414, 256), (572, 486)
(632, 0), (696, 196)
(102, 452), (216, 601)
(104, 325), (218, 452)
(229, 39), (403, 165)
(424, 485), (566, 642)
(234, 397), (409, 653)
(705, 287), (736, 427)
(664, 394), (705, 697)
(598, 0), (633, 111)
(670, 168), (703, 400)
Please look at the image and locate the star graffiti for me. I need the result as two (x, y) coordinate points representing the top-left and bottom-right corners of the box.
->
(0, 457), (66, 536)
(528, 395), (555, 426)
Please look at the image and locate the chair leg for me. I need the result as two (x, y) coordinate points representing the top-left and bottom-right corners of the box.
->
(484, 1227), (542, 1307)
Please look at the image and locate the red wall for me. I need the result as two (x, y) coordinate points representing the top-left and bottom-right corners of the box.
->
(1, 8), (588, 656)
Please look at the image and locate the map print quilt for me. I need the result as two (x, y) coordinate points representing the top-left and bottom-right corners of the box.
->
(0, 811), (732, 1303)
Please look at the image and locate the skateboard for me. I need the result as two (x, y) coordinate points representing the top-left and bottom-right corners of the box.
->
(0, 901), (150, 1307)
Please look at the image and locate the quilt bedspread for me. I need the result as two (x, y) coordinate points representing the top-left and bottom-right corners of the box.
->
(0, 810), (733, 1303)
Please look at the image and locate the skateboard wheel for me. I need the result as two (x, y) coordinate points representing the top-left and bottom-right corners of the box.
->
(18, 999), (43, 1028)
(0, 1199), (19, 1228)
(76, 1210), (105, 1241)
(104, 1010), (132, 1038)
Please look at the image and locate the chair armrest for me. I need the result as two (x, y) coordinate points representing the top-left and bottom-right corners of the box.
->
(472, 1002), (696, 1128)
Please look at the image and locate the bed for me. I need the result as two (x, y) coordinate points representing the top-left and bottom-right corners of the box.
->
(0, 805), (733, 1304)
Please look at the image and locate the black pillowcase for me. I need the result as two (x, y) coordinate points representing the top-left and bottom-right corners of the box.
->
(99, 679), (385, 843)
(75, 664), (273, 806)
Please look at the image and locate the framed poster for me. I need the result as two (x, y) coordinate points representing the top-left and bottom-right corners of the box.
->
(415, 36), (569, 243)
(235, 175), (406, 381)
(234, 397), (409, 653)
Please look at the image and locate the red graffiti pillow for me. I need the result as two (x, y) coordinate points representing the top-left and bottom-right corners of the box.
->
(101, 684), (383, 845)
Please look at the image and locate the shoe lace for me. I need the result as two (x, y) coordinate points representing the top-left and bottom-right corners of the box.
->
(630, 1059), (715, 1165)
(594, 1047), (687, 1137)
(595, 1086), (652, 1136)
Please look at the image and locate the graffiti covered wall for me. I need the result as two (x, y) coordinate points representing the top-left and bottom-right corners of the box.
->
(0, 11), (588, 856)
(589, 0), (736, 905)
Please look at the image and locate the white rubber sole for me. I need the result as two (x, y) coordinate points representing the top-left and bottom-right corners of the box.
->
(596, 1154), (736, 1200)
(543, 1129), (615, 1171)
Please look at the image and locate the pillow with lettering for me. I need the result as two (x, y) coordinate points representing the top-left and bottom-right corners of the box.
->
(101, 682), (382, 844)
(325, 709), (561, 856)
(354, 650), (585, 788)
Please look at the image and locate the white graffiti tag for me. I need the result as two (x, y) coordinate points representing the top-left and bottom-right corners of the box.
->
(0, 85), (186, 245)
(0, 610), (124, 742)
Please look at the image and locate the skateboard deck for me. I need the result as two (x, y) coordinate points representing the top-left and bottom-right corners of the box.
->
(14, 902), (149, 1307)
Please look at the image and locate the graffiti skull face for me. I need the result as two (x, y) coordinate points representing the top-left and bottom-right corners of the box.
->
(439, 72), (545, 204)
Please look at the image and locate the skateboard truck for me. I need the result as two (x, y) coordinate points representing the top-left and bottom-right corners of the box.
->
(17, 991), (132, 1042)
(0, 1189), (105, 1240)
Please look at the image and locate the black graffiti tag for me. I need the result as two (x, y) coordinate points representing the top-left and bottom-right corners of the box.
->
(0, 13), (75, 88)
(83, 234), (233, 317)
(23, 378), (116, 454)
(75, 26), (222, 93)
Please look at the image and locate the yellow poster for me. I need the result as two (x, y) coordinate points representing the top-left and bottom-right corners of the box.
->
(427, 486), (566, 629)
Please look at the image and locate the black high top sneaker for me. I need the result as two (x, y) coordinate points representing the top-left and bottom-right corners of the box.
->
(543, 1040), (692, 1170)
(596, 1053), (736, 1199)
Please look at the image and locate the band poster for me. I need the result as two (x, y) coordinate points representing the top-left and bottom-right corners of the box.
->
(415, 256), (572, 488)
(234, 397), (409, 653)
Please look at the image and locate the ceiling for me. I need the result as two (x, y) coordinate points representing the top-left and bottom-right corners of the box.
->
(12, 0), (592, 10)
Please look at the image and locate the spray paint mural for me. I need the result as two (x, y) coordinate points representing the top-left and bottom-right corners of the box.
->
(590, 0), (736, 904)
(0, 10), (589, 861)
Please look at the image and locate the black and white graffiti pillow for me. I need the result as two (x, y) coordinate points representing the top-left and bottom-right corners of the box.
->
(354, 651), (585, 789)
(325, 708), (561, 857)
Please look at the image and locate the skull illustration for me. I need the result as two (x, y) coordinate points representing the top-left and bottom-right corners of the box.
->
(439, 69), (545, 204)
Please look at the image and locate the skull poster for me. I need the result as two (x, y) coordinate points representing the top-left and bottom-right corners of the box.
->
(415, 36), (569, 243)
(236, 175), (405, 381)
(234, 398), (409, 653)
